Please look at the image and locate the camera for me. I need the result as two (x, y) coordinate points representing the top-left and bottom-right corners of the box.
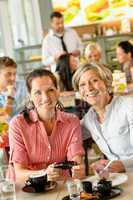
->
(54, 161), (77, 170)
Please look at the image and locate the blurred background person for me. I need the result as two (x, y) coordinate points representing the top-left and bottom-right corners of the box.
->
(0, 57), (16, 117)
(56, 53), (77, 91)
(73, 62), (133, 173)
(116, 41), (133, 87)
(0, 57), (27, 163)
(0, 57), (17, 155)
(84, 42), (102, 63)
(42, 11), (83, 72)
(55, 53), (90, 119)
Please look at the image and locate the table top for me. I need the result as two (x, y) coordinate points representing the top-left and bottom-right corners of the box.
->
(16, 172), (133, 200)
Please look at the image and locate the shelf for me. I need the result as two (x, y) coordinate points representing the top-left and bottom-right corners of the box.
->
(14, 44), (41, 51)
(17, 58), (41, 64)
(82, 33), (133, 43)
(14, 33), (133, 76)
(106, 49), (115, 53)
(100, 33), (133, 39)
(14, 44), (42, 77)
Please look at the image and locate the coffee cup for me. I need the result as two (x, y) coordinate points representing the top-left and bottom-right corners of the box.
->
(82, 181), (93, 193)
(25, 172), (47, 192)
(97, 179), (112, 196)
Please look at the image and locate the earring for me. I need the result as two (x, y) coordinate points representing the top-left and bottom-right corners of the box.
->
(108, 87), (113, 94)
(26, 98), (34, 109)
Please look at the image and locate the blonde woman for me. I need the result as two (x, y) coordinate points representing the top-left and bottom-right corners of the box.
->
(84, 42), (102, 63)
(73, 62), (133, 173)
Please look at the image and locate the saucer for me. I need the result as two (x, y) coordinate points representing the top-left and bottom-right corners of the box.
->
(99, 187), (123, 200)
(22, 181), (57, 193)
(84, 173), (128, 187)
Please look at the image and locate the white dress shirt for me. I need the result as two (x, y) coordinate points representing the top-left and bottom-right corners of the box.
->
(42, 27), (83, 72)
(81, 96), (133, 171)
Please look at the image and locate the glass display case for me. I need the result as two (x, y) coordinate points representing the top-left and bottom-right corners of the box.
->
(104, 33), (133, 69)
(14, 33), (133, 78)
(14, 44), (42, 78)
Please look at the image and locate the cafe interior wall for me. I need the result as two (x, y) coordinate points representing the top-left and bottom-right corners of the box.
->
(0, 0), (13, 57)
(0, 0), (52, 56)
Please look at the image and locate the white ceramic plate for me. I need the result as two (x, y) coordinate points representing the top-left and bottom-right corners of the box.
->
(83, 173), (128, 187)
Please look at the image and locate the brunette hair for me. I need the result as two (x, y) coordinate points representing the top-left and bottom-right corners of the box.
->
(26, 68), (57, 93)
(118, 41), (133, 58)
(50, 12), (63, 20)
(56, 54), (73, 91)
(0, 56), (17, 70)
(22, 68), (63, 123)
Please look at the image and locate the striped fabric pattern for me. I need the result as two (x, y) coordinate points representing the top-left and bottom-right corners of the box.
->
(9, 110), (84, 170)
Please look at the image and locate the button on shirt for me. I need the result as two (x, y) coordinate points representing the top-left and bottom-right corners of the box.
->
(81, 96), (133, 171)
(42, 28), (83, 72)
(9, 110), (84, 170)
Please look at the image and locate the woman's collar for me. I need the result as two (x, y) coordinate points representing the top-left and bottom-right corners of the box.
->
(29, 109), (65, 123)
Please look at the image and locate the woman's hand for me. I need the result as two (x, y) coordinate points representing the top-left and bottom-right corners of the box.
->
(71, 163), (85, 179)
(90, 159), (108, 173)
(108, 160), (125, 173)
(71, 155), (85, 179)
(46, 164), (63, 181)
(90, 159), (125, 174)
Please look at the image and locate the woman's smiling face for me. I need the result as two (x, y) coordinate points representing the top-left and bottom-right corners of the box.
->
(116, 47), (131, 64)
(30, 76), (59, 112)
(78, 69), (107, 106)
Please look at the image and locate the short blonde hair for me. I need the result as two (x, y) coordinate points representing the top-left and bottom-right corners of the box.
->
(72, 62), (113, 93)
(84, 42), (102, 61)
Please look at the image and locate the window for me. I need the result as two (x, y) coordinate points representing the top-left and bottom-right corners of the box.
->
(8, 0), (42, 47)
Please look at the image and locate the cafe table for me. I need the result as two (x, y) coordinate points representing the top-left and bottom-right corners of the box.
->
(16, 172), (133, 200)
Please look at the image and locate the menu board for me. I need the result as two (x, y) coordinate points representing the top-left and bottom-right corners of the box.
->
(51, 0), (83, 26)
(51, 0), (133, 26)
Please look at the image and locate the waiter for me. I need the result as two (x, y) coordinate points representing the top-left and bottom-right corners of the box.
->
(42, 11), (83, 72)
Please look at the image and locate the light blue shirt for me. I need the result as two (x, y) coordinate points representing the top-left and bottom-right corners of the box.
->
(0, 80), (27, 118)
(81, 96), (133, 171)
(0, 80), (28, 165)
(0, 92), (6, 107)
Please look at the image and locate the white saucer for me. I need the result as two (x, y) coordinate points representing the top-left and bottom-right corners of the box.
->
(83, 173), (128, 187)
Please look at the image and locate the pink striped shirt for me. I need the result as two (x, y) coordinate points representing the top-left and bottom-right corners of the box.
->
(9, 110), (84, 170)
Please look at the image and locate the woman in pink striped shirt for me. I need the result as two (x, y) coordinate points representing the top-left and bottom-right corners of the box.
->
(9, 69), (84, 184)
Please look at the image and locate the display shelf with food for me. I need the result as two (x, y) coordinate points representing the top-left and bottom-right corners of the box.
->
(14, 44), (42, 77)
(52, 0), (83, 26)
(103, 33), (133, 68)
(81, 0), (110, 24)
(51, 0), (133, 26)
(80, 0), (132, 25)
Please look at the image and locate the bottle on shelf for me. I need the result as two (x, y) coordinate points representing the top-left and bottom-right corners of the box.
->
(120, 16), (131, 33)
